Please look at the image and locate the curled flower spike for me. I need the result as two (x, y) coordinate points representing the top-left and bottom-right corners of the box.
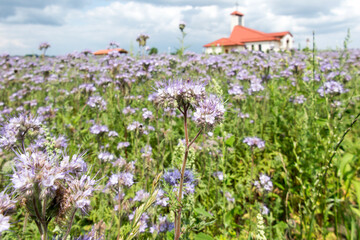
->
(154, 79), (206, 108)
(65, 174), (99, 215)
(193, 95), (225, 129)
(0, 113), (42, 149)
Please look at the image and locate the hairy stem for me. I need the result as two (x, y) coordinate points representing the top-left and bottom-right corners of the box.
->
(63, 208), (77, 240)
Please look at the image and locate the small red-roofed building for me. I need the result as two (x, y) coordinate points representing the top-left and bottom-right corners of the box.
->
(204, 11), (293, 54)
(93, 48), (128, 55)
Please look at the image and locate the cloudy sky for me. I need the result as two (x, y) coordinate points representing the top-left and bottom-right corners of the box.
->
(1, 0), (359, 55)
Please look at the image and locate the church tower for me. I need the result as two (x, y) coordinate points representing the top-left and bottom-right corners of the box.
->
(230, 11), (244, 31)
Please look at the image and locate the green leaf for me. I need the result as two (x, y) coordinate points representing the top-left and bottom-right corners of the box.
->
(194, 208), (213, 218)
(350, 206), (360, 218)
(225, 135), (235, 147)
(224, 209), (234, 228)
(194, 233), (214, 240)
(353, 180), (360, 207)
(337, 153), (354, 177)
(315, 117), (328, 126)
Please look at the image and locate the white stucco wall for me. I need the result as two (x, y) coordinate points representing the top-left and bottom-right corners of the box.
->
(244, 41), (281, 52)
(204, 46), (245, 54)
(280, 34), (293, 50)
(204, 46), (223, 54)
(230, 15), (244, 32)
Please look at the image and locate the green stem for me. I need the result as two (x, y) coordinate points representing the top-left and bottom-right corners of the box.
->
(63, 208), (77, 240)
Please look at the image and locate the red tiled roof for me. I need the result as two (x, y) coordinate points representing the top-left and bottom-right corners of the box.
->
(204, 25), (292, 47)
(265, 31), (293, 37)
(93, 48), (128, 55)
(203, 38), (244, 47)
(230, 11), (244, 16)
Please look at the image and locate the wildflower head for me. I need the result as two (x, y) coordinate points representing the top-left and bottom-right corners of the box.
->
(179, 21), (186, 32)
(193, 95), (225, 129)
(243, 136), (265, 149)
(0, 190), (16, 216)
(39, 42), (50, 51)
(0, 214), (10, 233)
(0, 113), (42, 149)
(254, 173), (273, 192)
(163, 169), (196, 195)
(317, 80), (348, 97)
(136, 34), (149, 47)
(153, 79), (206, 109)
(108, 41), (119, 49)
(61, 174), (98, 215)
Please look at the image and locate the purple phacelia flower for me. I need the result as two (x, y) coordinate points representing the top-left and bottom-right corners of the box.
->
(225, 192), (235, 203)
(108, 172), (134, 187)
(155, 189), (169, 207)
(228, 84), (246, 100)
(154, 79), (206, 108)
(317, 80), (348, 97)
(163, 169), (196, 195)
(87, 95), (107, 111)
(122, 106), (136, 115)
(0, 113), (42, 149)
(133, 189), (150, 202)
(117, 142), (130, 149)
(261, 205), (270, 215)
(127, 121), (142, 131)
(243, 137), (265, 149)
(248, 78), (265, 95)
(67, 174), (98, 214)
(39, 42), (50, 50)
(142, 108), (153, 120)
(290, 95), (306, 104)
(213, 171), (224, 181)
(98, 152), (115, 162)
(0, 190), (16, 216)
(0, 214), (10, 233)
(108, 131), (118, 137)
(193, 95), (225, 129)
(254, 173), (273, 192)
(89, 124), (109, 135)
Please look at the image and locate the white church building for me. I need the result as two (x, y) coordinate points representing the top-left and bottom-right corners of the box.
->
(204, 11), (294, 54)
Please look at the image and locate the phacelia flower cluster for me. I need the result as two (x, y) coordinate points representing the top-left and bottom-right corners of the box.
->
(11, 151), (87, 197)
(193, 95), (225, 129)
(87, 95), (107, 111)
(254, 174), (273, 192)
(163, 169), (196, 195)
(289, 95), (307, 104)
(317, 80), (348, 97)
(108, 172), (134, 188)
(90, 124), (109, 135)
(243, 137), (265, 149)
(0, 113), (42, 149)
(154, 79), (206, 108)
(65, 174), (98, 214)
(39, 42), (51, 50)
(136, 34), (149, 47)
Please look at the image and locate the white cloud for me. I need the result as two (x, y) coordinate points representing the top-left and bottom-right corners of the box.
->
(0, 0), (359, 55)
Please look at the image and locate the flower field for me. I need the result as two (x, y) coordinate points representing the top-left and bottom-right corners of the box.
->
(0, 47), (360, 239)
